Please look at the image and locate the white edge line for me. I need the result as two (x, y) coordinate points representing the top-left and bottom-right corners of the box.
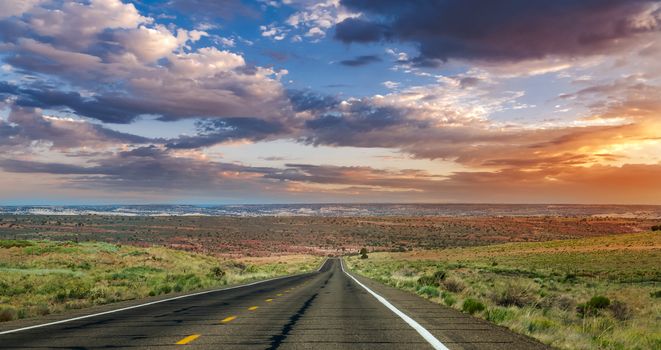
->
(340, 258), (449, 350)
(0, 257), (329, 335)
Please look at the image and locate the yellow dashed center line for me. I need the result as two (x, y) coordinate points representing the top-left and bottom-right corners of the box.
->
(265, 298), (273, 302)
(276, 293), (283, 296)
(221, 316), (237, 323)
(176, 334), (201, 345)
(248, 306), (259, 311)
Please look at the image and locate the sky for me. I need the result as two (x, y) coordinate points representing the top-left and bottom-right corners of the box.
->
(0, 0), (660, 205)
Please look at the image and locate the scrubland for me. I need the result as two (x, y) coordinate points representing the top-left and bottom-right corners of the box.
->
(0, 239), (321, 322)
(346, 232), (661, 350)
(0, 215), (654, 256)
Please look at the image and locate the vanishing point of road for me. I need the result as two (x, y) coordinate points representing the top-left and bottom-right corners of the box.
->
(0, 258), (550, 349)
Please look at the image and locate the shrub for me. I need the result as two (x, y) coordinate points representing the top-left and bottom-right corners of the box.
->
(359, 247), (368, 259)
(462, 298), (486, 315)
(210, 267), (226, 280)
(442, 277), (465, 293)
(486, 307), (514, 324)
(563, 273), (577, 282)
(417, 285), (440, 298)
(442, 292), (456, 306)
(552, 294), (576, 311)
(0, 240), (33, 249)
(609, 300), (631, 321)
(651, 290), (661, 298)
(527, 318), (555, 333)
(492, 283), (536, 307)
(0, 306), (17, 322)
(32, 303), (50, 316)
(417, 275), (437, 287)
(587, 295), (611, 309)
(651, 225), (661, 231)
(577, 295), (610, 317)
(432, 270), (447, 282)
(68, 285), (91, 299)
(151, 284), (172, 296)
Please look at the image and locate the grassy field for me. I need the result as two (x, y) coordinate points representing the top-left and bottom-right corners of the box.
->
(346, 232), (661, 350)
(0, 239), (322, 322)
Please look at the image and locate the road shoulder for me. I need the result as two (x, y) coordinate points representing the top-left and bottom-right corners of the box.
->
(342, 258), (552, 350)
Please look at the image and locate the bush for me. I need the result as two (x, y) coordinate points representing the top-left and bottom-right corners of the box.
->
(609, 300), (631, 321)
(432, 270), (447, 282)
(0, 306), (17, 322)
(0, 240), (34, 249)
(417, 275), (437, 287)
(151, 284), (172, 296)
(417, 285), (440, 298)
(210, 267), (226, 280)
(587, 295), (611, 309)
(67, 285), (91, 299)
(552, 294), (576, 311)
(651, 225), (661, 231)
(492, 283), (536, 307)
(462, 298), (486, 315)
(563, 273), (578, 282)
(442, 277), (465, 292)
(486, 307), (514, 323)
(359, 247), (368, 259)
(442, 292), (456, 306)
(577, 295), (610, 317)
(651, 290), (661, 298)
(527, 318), (555, 333)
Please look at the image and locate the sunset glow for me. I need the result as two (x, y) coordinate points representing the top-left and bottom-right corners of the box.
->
(0, 0), (660, 204)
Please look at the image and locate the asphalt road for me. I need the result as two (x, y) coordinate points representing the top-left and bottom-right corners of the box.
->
(0, 258), (550, 350)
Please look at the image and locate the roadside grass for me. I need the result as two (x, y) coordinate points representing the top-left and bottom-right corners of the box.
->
(346, 232), (661, 350)
(0, 240), (322, 322)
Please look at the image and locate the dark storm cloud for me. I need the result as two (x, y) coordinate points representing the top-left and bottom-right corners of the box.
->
(334, 18), (389, 43)
(339, 54), (382, 67)
(335, 0), (661, 63)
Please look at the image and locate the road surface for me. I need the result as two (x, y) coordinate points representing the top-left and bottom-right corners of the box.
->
(0, 258), (550, 349)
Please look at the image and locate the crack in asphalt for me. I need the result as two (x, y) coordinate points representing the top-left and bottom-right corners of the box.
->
(266, 291), (319, 349)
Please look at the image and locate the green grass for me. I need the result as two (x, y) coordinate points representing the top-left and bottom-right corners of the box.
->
(346, 232), (661, 350)
(0, 240), (322, 322)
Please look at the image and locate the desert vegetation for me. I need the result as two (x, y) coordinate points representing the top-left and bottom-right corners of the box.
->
(346, 232), (661, 350)
(0, 215), (655, 257)
(0, 239), (321, 322)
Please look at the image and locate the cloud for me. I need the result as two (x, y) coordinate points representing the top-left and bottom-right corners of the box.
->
(28, 0), (148, 48)
(260, 23), (289, 40)
(296, 75), (661, 172)
(285, 0), (360, 40)
(0, 0), (44, 19)
(334, 17), (387, 43)
(166, 118), (289, 149)
(0, 105), (152, 150)
(0, 0), (290, 123)
(339, 54), (381, 66)
(0, 146), (277, 193)
(335, 0), (661, 64)
(1, 124), (659, 203)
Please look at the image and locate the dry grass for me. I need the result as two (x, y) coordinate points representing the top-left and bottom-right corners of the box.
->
(0, 240), (322, 322)
(346, 232), (661, 350)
